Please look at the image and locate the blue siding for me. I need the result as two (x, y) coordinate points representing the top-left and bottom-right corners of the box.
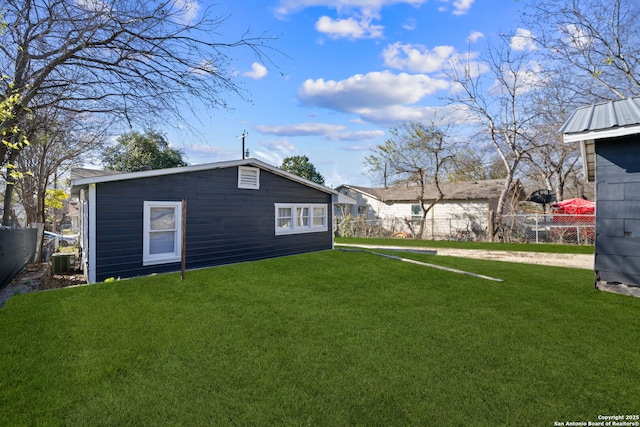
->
(93, 167), (333, 281)
(595, 135), (640, 287)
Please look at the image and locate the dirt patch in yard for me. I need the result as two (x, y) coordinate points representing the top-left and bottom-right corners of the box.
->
(1, 264), (86, 308)
(337, 244), (594, 270)
(432, 248), (593, 270)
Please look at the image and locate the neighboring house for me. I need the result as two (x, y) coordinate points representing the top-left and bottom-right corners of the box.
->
(561, 96), (640, 297)
(64, 199), (80, 232)
(70, 159), (354, 283)
(336, 179), (526, 239)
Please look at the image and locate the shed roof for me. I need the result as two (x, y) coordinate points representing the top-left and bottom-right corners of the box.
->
(70, 168), (122, 180)
(339, 179), (520, 202)
(560, 97), (640, 183)
(561, 97), (640, 143)
(70, 158), (355, 204)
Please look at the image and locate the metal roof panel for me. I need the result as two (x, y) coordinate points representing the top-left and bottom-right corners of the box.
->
(560, 97), (640, 135)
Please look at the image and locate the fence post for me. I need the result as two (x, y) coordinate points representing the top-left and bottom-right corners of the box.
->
(535, 214), (539, 244)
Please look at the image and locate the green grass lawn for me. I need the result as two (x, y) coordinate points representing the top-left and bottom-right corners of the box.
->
(1, 250), (637, 426)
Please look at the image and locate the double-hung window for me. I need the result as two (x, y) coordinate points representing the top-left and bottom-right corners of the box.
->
(275, 203), (328, 235)
(411, 204), (422, 225)
(143, 201), (182, 265)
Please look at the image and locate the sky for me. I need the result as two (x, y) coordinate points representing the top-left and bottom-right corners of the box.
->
(157, 0), (526, 188)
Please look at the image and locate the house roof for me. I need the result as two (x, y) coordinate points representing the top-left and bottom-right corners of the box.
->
(560, 97), (640, 183)
(70, 158), (355, 204)
(561, 97), (640, 143)
(338, 179), (518, 202)
(70, 168), (123, 180)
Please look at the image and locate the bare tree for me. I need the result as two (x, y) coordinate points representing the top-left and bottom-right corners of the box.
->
(364, 122), (455, 239)
(0, 0), (275, 224)
(447, 148), (487, 182)
(446, 34), (542, 240)
(14, 109), (107, 226)
(522, 81), (585, 202)
(522, 0), (640, 100)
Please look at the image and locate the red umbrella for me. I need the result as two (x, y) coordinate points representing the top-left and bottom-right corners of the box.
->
(552, 198), (595, 215)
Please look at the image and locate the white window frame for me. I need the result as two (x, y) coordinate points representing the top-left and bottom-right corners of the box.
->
(143, 201), (182, 266)
(275, 203), (328, 235)
(410, 204), (422, 224)
(238, 166), (260, 190)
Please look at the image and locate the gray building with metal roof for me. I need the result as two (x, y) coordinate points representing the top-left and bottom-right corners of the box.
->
(561, 96), (640, 297)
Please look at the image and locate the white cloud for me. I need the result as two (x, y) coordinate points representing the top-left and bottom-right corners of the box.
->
(467, 31), (484, 43)
(330, 129), (385, 141)
(298, 70), (450, 113)
(183, 143), (235, 164)
(74, 0), (110, 13)
(382, 42), (490, 81)
(275, 0), (425, 39)
(170, 0), (200, 25)
(315, 16), (384, 39)
(255, 123), (347, 137)
(259, 139), (296, 152)
(355, 105), (436, 125)
(340, 144), (374, 151)
(447, 51), (490, 79)
(452, 0), (474, 15)
(489, 60), (549, 96)
(255, 123), (384, 142)
(275, 0), (426, 18)
(383, 42), (456, 73)
(243, 63), (268, 79)
(253, 150), (284, 166)
(562, 24), (592, 50)
(437, 0), (474, 15)
(510, 28), (537, 51)
(402, 18), (417, 31)
(357, 103), (476, 126)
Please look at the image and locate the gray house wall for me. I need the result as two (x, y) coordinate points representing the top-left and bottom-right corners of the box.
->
(594, 135), (640, 287)
(92, 166), (333, 282)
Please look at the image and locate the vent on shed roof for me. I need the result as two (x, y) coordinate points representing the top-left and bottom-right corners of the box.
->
(238, 166), (260, 190)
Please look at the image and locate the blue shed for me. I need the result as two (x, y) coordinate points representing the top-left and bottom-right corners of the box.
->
(561, 97), (640, 297)
(71, 159), (354, 283)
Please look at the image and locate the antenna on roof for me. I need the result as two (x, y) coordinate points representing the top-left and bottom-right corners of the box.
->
(236, 130), (248, 159)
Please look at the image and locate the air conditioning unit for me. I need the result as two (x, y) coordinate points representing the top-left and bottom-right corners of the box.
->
(51, 253), (73, 274)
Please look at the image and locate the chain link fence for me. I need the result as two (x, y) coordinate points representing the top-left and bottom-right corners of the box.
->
(335, 213), (595, 245)
(500, 213), (594, 244)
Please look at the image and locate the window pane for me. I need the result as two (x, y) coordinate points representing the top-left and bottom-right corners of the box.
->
(149, 231), (175, 254)
(313, 207), (325, 226)
(277, 207), (292, 229)
(297, 207), (309, 227)
(150, 207), (175, 231)
(278, 218), (293, 228)
(278, 207), (291, 218)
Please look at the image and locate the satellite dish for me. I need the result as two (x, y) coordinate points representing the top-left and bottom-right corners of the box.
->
(528, 189), (556, 211)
